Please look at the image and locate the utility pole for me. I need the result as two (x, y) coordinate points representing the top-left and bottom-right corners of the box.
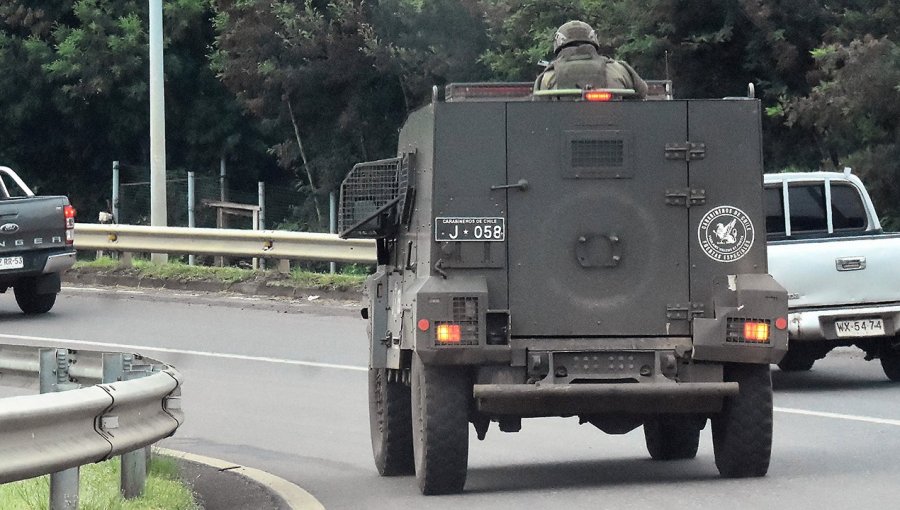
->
(149, 0), (168, 263)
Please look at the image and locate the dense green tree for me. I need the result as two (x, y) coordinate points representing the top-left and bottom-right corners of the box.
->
(0, 0), (262, 221)
(1, 0), (898, 231)
(783, 36), (900, 228)
(211, 0), (489, 229)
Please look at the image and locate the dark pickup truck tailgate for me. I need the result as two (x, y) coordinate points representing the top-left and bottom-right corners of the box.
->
(0, 196), (73, 279)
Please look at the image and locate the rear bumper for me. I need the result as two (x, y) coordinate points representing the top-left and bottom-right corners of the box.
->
(473, 381), (738, 417)
(0, 248), (75, 287)
(788, 303), (900, 342)
(42, 252), (76, 274)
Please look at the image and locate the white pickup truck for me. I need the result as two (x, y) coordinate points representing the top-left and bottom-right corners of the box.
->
(765, 169), (900, 380)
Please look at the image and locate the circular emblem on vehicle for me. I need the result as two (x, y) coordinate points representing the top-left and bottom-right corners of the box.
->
(697, 206), (754, 262)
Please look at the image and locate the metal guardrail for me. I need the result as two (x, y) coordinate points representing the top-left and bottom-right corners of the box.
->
(73, 223), (377, 264)
(0, 344), (184, 505)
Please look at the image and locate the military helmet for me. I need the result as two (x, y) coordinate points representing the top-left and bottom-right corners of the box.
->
(553, 20), (600, 54)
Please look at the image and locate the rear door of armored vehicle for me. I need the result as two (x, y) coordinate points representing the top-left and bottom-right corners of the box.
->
(506, 101), (690, 337)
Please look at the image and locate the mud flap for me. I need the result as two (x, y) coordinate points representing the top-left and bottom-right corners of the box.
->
(33, 273), (61, 295)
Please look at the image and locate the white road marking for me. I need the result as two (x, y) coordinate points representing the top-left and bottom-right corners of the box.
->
(3, 331), (899, 426)
(774, 406), (900, 427)
(0, 333), (367, 372)
(63, 286), (146, 295)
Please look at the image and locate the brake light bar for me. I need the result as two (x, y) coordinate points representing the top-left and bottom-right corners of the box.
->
(436, 324), (462, 344)
(743, 321), (770, 342)
(583, 91), (613, 102)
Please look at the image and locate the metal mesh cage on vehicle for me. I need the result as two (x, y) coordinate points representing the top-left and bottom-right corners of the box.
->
(338, 155), (411, 238)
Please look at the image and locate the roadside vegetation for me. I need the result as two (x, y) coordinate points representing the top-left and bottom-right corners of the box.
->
(2, 2), (898, 232)
(0, 456), (197, 510)
(73, 257), (367, 291)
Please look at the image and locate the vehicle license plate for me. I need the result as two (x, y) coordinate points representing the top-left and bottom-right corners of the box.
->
(834, 318), (885, 338)
(0, 256), (23, 270)
(434, 217), (505, 242)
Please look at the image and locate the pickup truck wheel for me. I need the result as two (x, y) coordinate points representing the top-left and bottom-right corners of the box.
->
(411, 354), (469, 495)
(368, 368), (414, 476)
(712, 363), (773, 478)
(777, 348), (815, 372)
(644, 415), (701, 460)
(14, 282), (57, 314)
(880, 348), (900, 382)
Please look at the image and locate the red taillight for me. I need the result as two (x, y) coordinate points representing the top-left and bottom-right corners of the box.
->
(775, 317), (788, 330)
(436, 324), (461, 344)
(743, 321), (770, 342)
(417, 319), (430, 332)
(584, 91), (613, 102)
(64, 205), (76, 244)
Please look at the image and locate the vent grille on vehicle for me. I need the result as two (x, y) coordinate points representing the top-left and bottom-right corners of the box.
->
(571, 139), (625, 168)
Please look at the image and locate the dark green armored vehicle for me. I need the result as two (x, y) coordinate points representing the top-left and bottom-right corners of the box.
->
(339, 82), (788, 495)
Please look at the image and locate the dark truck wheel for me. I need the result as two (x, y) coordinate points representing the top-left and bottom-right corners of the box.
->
(777, 347), (815, 372)
(14, 281), (57, 314)
(644, 415), (701, 460)
(880, 344), (900, 382)
(368, 368), (414, 475)
(411, 354), (469, 495)
(712, 363), (773, 478)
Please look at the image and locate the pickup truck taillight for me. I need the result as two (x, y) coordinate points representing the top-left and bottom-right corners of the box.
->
(64, 205), (76, 245)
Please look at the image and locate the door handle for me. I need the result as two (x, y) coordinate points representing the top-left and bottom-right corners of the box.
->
(835, 256), (866, 271)
(491, 179), (529, 192)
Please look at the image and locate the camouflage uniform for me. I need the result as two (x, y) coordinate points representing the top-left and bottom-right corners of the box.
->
(534, 21), (648, 98)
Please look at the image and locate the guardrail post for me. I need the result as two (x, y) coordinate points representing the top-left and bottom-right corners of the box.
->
(329, 191), (337, 274)
(41, 348), (80, 510)
(118, 355), (151, 499)
(119, 251), (133, 268)
(120, 449), (147, 500)
(257, 181), (266, 270)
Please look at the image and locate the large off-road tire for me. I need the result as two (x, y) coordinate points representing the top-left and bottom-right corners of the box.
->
(368, 368), (414, 476)
(14, 281), (57, 315)
(712, 363), (773, 478)
(777, 347), (815, 372)
(880, 344), (900, 382)
(644, 415), (702, 460)
(411, 354), (470, 495)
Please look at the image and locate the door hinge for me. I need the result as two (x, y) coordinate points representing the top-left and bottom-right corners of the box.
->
(667, 303), (705, 321)
(665, 142), (706, 161)
(665, 188), (706, 208)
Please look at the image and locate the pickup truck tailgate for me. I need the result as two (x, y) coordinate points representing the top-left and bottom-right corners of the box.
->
(769, 233), (900, 308)
(0, 196), (69, 253)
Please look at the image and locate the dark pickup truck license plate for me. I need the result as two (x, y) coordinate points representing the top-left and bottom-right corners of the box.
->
(434, 217), (505, 242)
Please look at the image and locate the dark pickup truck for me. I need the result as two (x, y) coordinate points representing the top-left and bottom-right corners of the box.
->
(0, 166), (76, 314)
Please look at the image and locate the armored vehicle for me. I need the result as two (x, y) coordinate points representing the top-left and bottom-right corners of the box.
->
(339, 82), (788, 495)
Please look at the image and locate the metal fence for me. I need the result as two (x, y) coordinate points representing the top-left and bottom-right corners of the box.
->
(0, 344), (184, 508)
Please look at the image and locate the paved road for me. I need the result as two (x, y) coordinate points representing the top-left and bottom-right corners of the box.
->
(2, 287), (900, 509)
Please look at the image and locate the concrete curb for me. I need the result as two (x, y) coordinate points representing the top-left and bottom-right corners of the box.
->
(154, 447), (325, 510)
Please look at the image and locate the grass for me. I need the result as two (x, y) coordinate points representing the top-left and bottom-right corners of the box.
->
(0, 456), (198, 510)
(73, 256), (367, 291)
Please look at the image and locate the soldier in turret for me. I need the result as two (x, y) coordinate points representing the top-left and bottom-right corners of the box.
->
(534, 20), (648, 98)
